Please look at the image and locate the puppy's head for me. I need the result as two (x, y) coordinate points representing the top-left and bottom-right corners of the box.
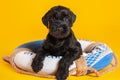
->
(42, 6), (76, 38)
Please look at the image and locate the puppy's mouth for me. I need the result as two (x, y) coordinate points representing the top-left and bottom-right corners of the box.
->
(49, 28), (70, 39)
(50, 33), (70, 39)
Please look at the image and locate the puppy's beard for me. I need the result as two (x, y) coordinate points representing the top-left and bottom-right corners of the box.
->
(49, 30), (70, 39)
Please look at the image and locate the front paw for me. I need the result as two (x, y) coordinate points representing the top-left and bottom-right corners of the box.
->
(31, 58), (43, 73)
(56, 69), (69, 80)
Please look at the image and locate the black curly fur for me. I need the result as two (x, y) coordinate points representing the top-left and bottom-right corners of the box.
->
(31, 6), (82, 80)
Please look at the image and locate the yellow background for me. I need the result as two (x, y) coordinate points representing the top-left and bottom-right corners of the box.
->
(0, 0), (120, 80)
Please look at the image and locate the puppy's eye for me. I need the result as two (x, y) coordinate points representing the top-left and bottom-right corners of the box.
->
(61, 11), (68, 16)
(52, 13), (59, 20)
(62, 13), (68, 17)
(61, 13), (69, 20)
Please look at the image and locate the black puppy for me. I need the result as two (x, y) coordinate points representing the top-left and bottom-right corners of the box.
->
(31, 6), (82, 80)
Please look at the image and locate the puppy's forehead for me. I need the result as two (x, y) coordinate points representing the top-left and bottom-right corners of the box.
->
(53, 10), (69, 15)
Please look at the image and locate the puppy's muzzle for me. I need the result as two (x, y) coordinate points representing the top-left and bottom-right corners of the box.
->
(50, 21), (67, 31)
(57, 27), (63, 32)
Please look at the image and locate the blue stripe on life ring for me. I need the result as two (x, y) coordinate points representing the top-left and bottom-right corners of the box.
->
(92, 53), (113, 70)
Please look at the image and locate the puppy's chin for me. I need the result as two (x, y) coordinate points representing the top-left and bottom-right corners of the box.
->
(50, 31), (70, 39)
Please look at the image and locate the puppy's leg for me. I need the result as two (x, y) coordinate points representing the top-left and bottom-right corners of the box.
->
(31, 48), (48, 73)
(56, 48), (82, 80)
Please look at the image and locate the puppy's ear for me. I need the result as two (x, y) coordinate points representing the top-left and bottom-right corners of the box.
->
(42, 11), (50, 28)
(70, 11), (76, 24)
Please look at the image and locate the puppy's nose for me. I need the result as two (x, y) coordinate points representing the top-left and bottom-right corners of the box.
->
(57, 27), (63, 31)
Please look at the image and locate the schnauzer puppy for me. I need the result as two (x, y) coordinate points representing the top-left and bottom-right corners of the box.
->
(31, 6), (82, 80)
